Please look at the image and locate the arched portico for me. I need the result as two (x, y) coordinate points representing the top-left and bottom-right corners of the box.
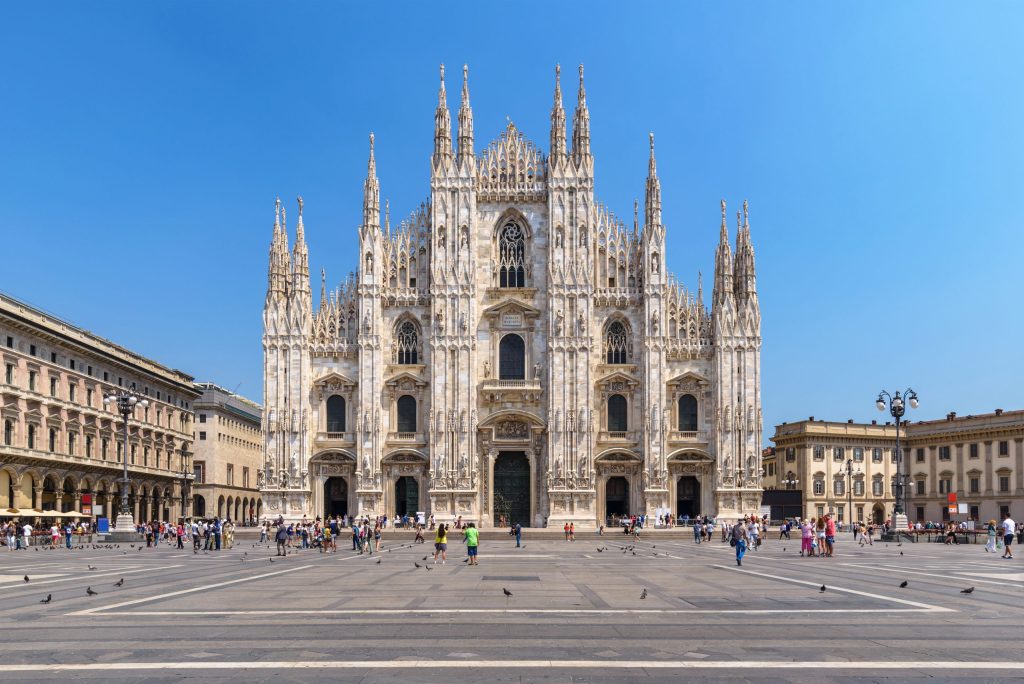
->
(382, 450), (428, 521)
(667, 449), (715, 522)
(309, 451), (357, 521)
(594, 451), (642, 526)
(477, 410), (545, 528)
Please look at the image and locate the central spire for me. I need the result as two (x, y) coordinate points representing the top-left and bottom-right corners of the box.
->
(457, 64), (474, 164)
(572, 64), (591, 165)
(433, 64), (452, 168)
(362, 133), (380, 231)
(644, 132), (661, 229)
(550, 64), (567, 162)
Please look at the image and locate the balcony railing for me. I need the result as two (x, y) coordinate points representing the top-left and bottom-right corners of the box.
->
(598, 431), (636, 442)
(315, 431), (354, 444)
(668, 430), (706, 442)
(386, 432), (425, 443)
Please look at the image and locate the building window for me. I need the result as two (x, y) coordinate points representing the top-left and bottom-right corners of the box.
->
(786, 447), (796, 462)
(50, 351), (57, 363)
(853, 479), (864, 496)
(834, 479), (845, 496)
(117, 442), (123, 463)
(68, 432), (76, 455)
(87, 365), (92, 376)
(395, 320), (420, 364)
(28, 371), (36, 391)
(69, 359), (75, 370)
(199, 432), (207, 440)
(999, 441), (1009, 456)
(872, 448), (882, 463)
(916, 506), (925, 522)
(969, 477), (980, 494)
(143, 447), (149, 467)
(1000, 504), (1010, 519)
(498, 333), (526, 380)
(69, 384), (76, 403)
(84, 434), (92, 458)
(131, 444), (136, 465)
(816, 505), (825, 518)
(939, 478), (952, 494)
(813, 479), (825, 495)
(199, 414), (207, 423)
(813, 446), (824, 461)
(3, 420), (11, 446)
(27, 424), (35, 449)
(49, 377), (58, 397)
(327, 395), (346, 432)
(194, 462), (205, 484)
(604, 321), (630, 364)
(852, 447), (863, 462)
(4, 363), (12, 385)
(969, 443), (979, 459)
(4, 336), (11, 348)
(86, 388), (93, 406)
(226, 464), (234, 487)
(243, 467), (250, 489)
(969, 504), (979, 520)
(678, 394), (698, 432)
(916, 480), (925, 496)
(29, 344), (36, 356)
(891, 449), (898, 463)
(101, 438), (108, 460)
(939, 446), (951, 460)
(999, 475), (1010, 493)
(837, 505), (845, 523)
(872, 478), (883, 496)
(103, 371), (108, 381)
(497, 222), (526, 287)
(833, 447), (844, 462)
(607, 394), (628, 432)
(49, 428), (57, 452)
(916, 448), (925, 462)
(396, 395), (417, 433)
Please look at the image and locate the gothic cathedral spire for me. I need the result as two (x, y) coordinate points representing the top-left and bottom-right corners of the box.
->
(433, 64), (452, 170)
(644, 133), (661, 229)
(733, 200), (757, 301)
(457, 64), (474, 166)
(550, 64), (567, 164)
(713, 199), (734, 307)
(292, 195), (310, 297)
(362, 133), (380, 232)
(571, 64), (591, 167)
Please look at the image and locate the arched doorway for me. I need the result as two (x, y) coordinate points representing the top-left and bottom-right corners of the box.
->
(872, 503), (885, 525)
(676, 475), (700, 518)
(606, 476), (629, 517)
(493, 451), (530, 527)
(324, 477), (349, 519)
(193, 495), (206, 518)
(395, 476), (419, 517)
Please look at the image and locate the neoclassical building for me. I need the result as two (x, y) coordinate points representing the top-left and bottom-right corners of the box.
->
(261, 65), (763, 526)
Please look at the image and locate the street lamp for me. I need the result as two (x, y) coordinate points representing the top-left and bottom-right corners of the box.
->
(179, 446), (194, 521)
(845, 457), (861, 535)
(876, 388), (919, 528)
(103, 387), (148, 536)
(781, 472), (800, 490)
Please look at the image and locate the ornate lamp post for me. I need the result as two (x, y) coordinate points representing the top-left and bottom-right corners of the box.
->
(845, 457), (861, 534)
(876, 388), (919, 529)
(179, 446), (194, 521)
(103, 388), (148, 537)
(781, 473), (800, 490)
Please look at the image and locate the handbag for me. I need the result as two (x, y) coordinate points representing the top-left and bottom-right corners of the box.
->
(729, 538), (736, 547)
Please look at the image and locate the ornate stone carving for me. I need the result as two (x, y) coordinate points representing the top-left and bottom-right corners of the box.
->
(495, 420), (528, 439)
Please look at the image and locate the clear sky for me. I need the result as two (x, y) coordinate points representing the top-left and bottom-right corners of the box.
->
(2, 2), (1021, 443)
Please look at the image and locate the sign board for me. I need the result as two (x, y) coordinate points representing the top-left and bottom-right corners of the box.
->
(82, 505), (92, 516)
(948, 505), (958, 515)
(94, 505), (103, 516)
(97, 518), (110, 533)
(82, 494), (93, 505)
(947, 493), (957, 504)
(958, 503), (969, 514)
(416, 512), (425, 525)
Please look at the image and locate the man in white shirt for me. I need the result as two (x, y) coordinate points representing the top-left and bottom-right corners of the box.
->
(1001, 513), (1015, 559)
(22, 523), (33, 547)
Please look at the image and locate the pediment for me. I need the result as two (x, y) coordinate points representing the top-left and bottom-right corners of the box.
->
(482, 299), (542, 320)
(668, 371), (710, 388)
(597, 370), (640, 390)
(314, 371), (358, 389)
(384, 370), (428, 389)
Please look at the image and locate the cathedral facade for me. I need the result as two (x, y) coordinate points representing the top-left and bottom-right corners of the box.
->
(261, 65), (763, 527)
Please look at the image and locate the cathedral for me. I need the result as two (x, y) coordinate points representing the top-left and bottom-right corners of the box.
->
(261, 65), (763, 527)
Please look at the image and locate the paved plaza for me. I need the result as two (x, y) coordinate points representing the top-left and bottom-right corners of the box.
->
(0, 531), (1022, 682)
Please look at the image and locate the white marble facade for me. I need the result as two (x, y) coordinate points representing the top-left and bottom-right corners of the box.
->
(261, 65), (763, 526)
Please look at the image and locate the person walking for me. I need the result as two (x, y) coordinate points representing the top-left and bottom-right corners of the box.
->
(274, 523), (288, 556)
(514, 522), (522, 548)
(984, 519), (998, 553)
(563, 522), (570, 542)
(824, 514), (836, 557)
(569, 522), (575, 542)
(731, 519), (748, 566)
(433, 523), (448, 564)
(693, 520), (702, 544)
(464, 523), (480, 565)
(800, 518), (814, 557)
(1001, 513), (1015, 559)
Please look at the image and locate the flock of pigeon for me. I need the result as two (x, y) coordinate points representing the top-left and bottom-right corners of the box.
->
(23, 570), (127, 604)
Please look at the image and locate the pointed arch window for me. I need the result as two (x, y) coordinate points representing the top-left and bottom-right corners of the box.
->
(678, 394), (698, 432)
(326, 395), (346, 433)
(608, 394), (628, 432)
(396, 320), (420, 364)
(499, 334), (526, 380)
(605, 321), (629, 364)
(396, 395), (417, 433)
(498, 222), (526, 288)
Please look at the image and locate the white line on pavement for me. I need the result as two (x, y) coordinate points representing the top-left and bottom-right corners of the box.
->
(2, 660), (1022, 672)
(4, 566), (182, 592)
(66, 564), (315, 616)
(843, 563), (1021, 587)
(91, 607), (942, 616)
(715, 564), (955, 612)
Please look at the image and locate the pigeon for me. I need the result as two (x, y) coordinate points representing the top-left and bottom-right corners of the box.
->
(23, 575), (29, 583)
(960, 587), (975, 594)
(40, 594), (52, 604)
(269, 558), (275, 563)
(425, 565), (433, 571)
(900, 551), (904, 557)
(414, 562), (422, 569)
(819, 585), (827, 593)
(86, 587), (98, 596)
(88, 565), (96, 571)
(462, 558), (469, 563)
(502, 587), (513, 597)
(130, 544), (135, 548)
(899, 580), (908, 588)
(422, 556), (428, 561)
(640, 588), (648, 600)
(597, 547), (604, 553)
(376, 559), (382, 565)
(114, 578), (124, 587)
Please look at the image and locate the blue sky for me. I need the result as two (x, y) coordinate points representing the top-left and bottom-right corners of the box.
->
(2, 3), (1021, 442)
